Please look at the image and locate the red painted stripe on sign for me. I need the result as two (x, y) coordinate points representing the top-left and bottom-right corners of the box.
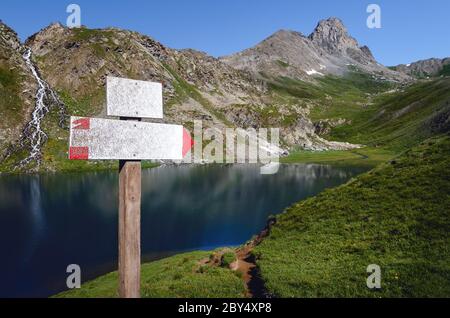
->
(73, 117), (90, 130)
(182, 128), (194, 157)
(69, 147), (89, 160)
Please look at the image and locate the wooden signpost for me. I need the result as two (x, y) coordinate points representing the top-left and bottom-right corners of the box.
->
(69, 76), (193, 298)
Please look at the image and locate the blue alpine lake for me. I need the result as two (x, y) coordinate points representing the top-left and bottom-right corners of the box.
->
(0, 164), (369, 297)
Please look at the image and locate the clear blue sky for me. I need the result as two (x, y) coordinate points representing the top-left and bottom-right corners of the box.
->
(1, 0), (448, 66)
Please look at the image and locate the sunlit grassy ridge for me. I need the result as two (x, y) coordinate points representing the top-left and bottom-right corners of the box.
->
(254, 135), (450, 297)
(56, 251), (245, 298)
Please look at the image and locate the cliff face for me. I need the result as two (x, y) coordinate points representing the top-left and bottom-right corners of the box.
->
(0, 21), (37, 153)
(220, 18), (409, 82)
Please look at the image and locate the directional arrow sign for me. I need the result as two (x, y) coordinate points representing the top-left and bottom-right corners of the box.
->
(69, 116), (193, 160)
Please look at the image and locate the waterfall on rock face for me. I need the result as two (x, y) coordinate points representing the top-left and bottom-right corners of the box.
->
(21, 48), (49, 166)
(18, 48), (66, 168)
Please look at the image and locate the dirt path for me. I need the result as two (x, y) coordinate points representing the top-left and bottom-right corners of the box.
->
(198, 217), (276, 297)
(197, 217), (276, 298)
(232, 243), (268, 298)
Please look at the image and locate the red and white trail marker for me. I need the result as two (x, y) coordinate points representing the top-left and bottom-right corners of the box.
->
(68, 77), (193, 298)
(69, 116), (193, 160)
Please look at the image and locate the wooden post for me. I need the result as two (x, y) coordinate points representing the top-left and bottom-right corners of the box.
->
(118, 159), (141, 298)
(118, 115), (142, 298)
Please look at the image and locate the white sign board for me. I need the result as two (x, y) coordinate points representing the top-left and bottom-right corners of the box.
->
(107, 76), (163, 119)
(69, 116), (192, 160)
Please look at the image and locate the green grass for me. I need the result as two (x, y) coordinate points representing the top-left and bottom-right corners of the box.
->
(221, 251), (237, 268)
(276, 60), (289, 68)
(269, 75), (450, 157)
(281, 147), (395, 166)
(327, 78), (450, 151)
(58, 89), (105, 117)
(254, 135), (450, 297)
(0, 65), (23, 128)
(71, 28), (115, 42)
(269, 70), (393, 110)
(56, 251), (246, 298)
(267, 71), (448, 156)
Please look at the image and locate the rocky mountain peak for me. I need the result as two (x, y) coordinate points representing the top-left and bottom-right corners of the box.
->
(26, 22), (67, 47)
(44, 22), (65, 33)
(268, 29), (303, 40)
(221, 17), (408, 82)
(0, 20), (22, 50)
(308, 17), (359, 54)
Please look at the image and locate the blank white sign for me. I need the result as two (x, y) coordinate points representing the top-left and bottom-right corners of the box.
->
(107, 76), (163, 119)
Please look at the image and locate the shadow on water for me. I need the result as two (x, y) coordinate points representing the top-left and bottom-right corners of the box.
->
(0, 164), (369, 297)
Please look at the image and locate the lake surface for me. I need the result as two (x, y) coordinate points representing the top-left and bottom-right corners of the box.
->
(0, 164), (368, 297)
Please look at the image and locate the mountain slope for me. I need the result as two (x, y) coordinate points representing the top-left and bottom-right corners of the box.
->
(392, 57), (450, 78)
(1, 21), (370, 172)
(221, 18), (409, 82)
(25, 23), (266, 125)
(254, 135), (450, 297)
(325, 77), (450, 151)
(0, 22), (36, 154)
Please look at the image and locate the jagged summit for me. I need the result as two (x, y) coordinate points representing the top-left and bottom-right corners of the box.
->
(220, 17), (408, 82)
(308, 17), (359, 54)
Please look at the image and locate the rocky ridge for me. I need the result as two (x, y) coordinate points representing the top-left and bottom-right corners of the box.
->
(220, 18), (409, 82)
(393, 57), (450, 78)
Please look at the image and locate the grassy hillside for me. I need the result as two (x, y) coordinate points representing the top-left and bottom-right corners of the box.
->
(281, 147), (395, 166)
(255, 135), (450, 297)
(56, 250), (245, 298)
(281, 75), (450, 164)
(327, 78), (450, 151)
(0, 66), (22, 126)
(0, 61), (30, 156)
